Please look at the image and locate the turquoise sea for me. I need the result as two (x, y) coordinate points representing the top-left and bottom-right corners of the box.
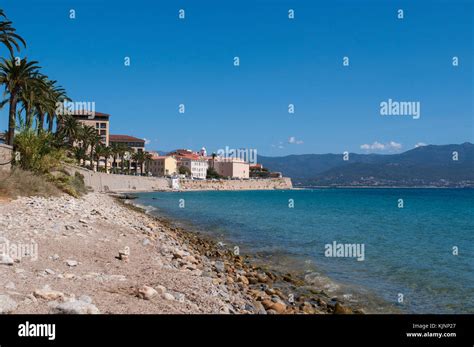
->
(134, 189), (474, 313)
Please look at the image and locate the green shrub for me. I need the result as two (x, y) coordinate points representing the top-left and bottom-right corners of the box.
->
(14, 129), (65, 174)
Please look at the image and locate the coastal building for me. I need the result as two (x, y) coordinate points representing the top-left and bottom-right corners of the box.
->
(169, 149), (209, 179)
(211, 157), (249, 179)
(109, 135), (145, 153)
(250, 163), (270, 178)
(72, 111), (111, 146)
(179, 155), (208, 179)
(149, 154), (177, 177)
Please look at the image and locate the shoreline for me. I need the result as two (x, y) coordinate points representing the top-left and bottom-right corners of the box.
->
(122, 194), (376, 315)
(0, 191), (363, 314)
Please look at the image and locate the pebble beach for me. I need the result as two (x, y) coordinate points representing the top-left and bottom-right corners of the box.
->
(0, 192), (360, 314)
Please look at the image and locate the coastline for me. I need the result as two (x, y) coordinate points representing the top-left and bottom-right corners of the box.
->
(123, 194), (374, 315)
(0, 192), (363, 314)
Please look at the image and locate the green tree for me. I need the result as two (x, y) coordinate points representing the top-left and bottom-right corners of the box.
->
(132, 151), (147, 175)
(206, 167), (221, 179)
(178, 165), (191, 177)
(0, 58), (41, 145)
(0, 10), (26, 57)
(94, 144), (107, 172)
(58, 114), (80, 146)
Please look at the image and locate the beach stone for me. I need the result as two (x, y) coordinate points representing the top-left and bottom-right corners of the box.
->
(33, 286), (65, 301)
(163, 293), (175, 301)
(0, 294), (17, 313)
(118, 247), (130, 262)
(184, 255), (198, 264)
(4, 281), (15, 290)
(334, 302), (353, 314)
(270, 302), (287, 314)
(261, 299), (273, 310)
(78, 295), (93, 304)
(66, 260), (78, 267)
(51, 299), (100, 314)
(0, 254), (14, 265)
(256, 273), (269, 283)
(155, 285), (166, 295)
(214, 261), (226, 274)
(237, 275), (249, 285)
(172, 249), (186, 259)
(137, 285), (158, 300)
(254, 301), (267, 314)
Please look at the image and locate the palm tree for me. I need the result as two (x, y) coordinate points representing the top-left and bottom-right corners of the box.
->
(46, 82), (69, 133)
(94, 144), (108, 172)
(82, 126), (100, 170)
(0, 58), (41, 145)
(109, 142), (121, 173)
(72, 146), (86, 166)
(144, 152), (153, 176)
(117, 144), (129, 174)
(19, 72), (49, 129)
(59, 114), (80, 146)
(132, 151), (147, 176)
(0, 10), (26, 57)
(102, 146), (112, 173)
(211, 152), (217, 168)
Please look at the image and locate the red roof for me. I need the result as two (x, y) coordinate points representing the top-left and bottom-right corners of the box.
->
(109, 134), (145, 143)
(177, 153), (201, 160)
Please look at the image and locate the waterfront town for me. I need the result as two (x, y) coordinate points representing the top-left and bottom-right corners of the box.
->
(67, 110), (280, 180)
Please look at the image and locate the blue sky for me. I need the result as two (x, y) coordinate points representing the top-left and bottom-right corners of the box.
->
(0, 0), (472, 155)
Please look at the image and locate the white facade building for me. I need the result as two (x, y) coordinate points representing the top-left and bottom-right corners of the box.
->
(179, 157), (209, 179)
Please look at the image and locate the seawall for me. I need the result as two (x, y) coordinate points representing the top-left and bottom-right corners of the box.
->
(180, 177), (293, 190)
(66, 166), (170, 192)
(66, 166), (293, 192)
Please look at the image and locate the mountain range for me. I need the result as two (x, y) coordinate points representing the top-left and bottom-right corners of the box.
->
(258, 143), (474, 187)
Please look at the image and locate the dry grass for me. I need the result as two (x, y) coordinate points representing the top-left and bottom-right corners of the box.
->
(0, 168), (62, 199)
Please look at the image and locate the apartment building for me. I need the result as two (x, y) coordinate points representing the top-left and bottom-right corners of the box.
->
(210, 157), (250, 179)
(72, 111), (110, 146)
(109, 135), (145, 153)
(149, 155), (177, 177)
(170, 149), (209, 179)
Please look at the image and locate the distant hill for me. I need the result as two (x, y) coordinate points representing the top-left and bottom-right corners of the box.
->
(147, 150), (169, 156)
(258, 143), (474, 187)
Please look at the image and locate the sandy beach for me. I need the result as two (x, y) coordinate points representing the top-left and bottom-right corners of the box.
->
(0, 192), (359, 315)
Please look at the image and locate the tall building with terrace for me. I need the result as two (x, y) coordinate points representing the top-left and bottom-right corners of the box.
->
(72, 111), (111, 146)
(109, 135), (145, 153)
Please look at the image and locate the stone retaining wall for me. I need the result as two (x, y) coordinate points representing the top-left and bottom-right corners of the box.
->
(66, 165), (293, 192)
(65, 166), (170, 192)
(180, 177), (293, 190)
(0, 144), (13, 172)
